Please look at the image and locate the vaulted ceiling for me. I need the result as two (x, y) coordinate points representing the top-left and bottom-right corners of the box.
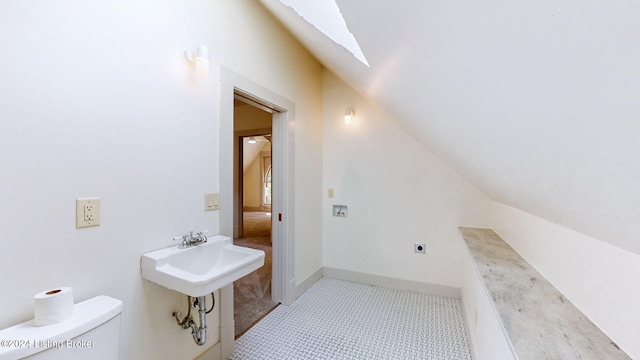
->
(260, 0), (640, 255)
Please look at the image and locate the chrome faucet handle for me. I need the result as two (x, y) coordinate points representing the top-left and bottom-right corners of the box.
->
(173, 235), (189, 248)
(196, 230), (208, 241)
(173, 230), (209, 248)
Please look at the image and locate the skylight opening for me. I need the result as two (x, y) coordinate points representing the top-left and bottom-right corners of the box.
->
(279, 0), (370, 67)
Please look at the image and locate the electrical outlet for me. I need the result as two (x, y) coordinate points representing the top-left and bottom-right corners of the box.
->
(414, 243), (426, 254)
(76, 197), (101, 228)
(84, 204), (95, 221)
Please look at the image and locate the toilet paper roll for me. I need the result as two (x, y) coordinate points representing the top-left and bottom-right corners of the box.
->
(33, 287), (74, 326)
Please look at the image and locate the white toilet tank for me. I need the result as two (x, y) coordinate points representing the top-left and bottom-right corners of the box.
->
(0, 295), (122, 360)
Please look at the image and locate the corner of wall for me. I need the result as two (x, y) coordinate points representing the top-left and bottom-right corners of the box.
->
(489, 202), (640, 359)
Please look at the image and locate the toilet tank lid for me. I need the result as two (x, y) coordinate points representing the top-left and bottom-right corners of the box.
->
(0, 295), (123, 360)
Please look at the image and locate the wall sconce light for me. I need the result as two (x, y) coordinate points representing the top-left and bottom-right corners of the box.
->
(181, 44), (210, 76)
(344, 109), (354, 125)
(248, 137), (257, 144)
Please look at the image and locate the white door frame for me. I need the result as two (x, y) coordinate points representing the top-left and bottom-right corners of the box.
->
(219, 65), (295, 304)
(219, 67), (295, 357)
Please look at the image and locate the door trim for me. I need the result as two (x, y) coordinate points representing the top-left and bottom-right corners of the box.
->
(219, 66), (295, 304)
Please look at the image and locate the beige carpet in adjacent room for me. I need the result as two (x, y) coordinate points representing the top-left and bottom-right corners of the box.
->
(233, 212), (279, 338)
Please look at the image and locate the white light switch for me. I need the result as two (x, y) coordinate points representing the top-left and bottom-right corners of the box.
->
(76, 197), (101, 228)
(328, 188), (334, 198)
(205, 193), (220, 211)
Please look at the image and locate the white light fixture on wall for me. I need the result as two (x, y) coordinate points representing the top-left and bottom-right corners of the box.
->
(344, 109), (354, 125)
(181, 44), (210, 76)
(248, 137), (257, 144)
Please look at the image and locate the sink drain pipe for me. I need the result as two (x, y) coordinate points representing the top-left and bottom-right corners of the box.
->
(172, 293), (215, 346)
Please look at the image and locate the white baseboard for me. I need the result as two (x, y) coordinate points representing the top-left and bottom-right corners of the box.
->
(323, 267), (461, 299)
(285, 267), (462, 308)
(291, 267), (324, 302)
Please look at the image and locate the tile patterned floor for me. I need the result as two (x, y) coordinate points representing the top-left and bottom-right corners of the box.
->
(228, 278), (472, 360)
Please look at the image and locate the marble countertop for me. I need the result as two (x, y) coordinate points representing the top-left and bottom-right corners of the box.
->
(459, 227), (629, 360)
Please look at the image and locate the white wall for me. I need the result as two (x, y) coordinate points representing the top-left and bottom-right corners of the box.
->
(242, 142), (269, 172)
(243, 146), (271, 209)
(492, 202), (640, 359)
(265, 0), (640, 258)
(0, 0), (323, 358)
(322, 70), (491, 288)
(213, 3), (325, 287)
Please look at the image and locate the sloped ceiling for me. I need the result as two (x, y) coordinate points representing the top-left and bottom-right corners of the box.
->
(260, 0), (640, 255)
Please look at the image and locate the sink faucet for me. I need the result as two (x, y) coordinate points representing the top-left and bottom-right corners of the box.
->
(173, 230), (208, 248)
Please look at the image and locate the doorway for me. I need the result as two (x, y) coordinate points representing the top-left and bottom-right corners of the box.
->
(233, 99), (278, 337)
(219, 67), (295, 355)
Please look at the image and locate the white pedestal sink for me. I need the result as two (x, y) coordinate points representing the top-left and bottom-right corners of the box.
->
(141, 235), (265, 297)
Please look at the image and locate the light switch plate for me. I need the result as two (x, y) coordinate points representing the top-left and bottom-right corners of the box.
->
(205, 193), (220, 211)
(76, 197), (101, 228)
